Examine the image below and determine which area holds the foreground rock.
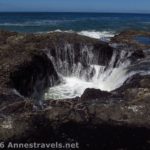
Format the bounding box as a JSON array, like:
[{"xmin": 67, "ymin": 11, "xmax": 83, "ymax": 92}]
[
  {"xmin": 0, "ymin": 30, "xmax": 150, "ymax": 149},
  {"xmin": 81, "ymin": 88, "xmax": 112, "ymax": 101}
]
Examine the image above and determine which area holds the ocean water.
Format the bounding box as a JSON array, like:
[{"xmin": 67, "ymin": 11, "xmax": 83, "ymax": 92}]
[{"xmin": 0, "ymin": 12, "xmax": 150, "ymax": 39}]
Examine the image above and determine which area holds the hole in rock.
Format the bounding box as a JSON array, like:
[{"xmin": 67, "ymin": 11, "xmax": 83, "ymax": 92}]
[
  {"xmin": 44, "ymin": 44, "xmax": 134, "ymax": 100},
  {"xmin": 44, "ymin": 66, "xmax": 129, "ymax": 100},
  {"xmin": 10, "ymin": 42, "xmax": 147, "ymax": 101}
]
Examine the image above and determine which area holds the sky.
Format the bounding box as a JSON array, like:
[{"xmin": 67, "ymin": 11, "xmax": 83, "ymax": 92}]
[{"xmin": 0, "ymin": 0, "xmax": 150, "ymax": 13}]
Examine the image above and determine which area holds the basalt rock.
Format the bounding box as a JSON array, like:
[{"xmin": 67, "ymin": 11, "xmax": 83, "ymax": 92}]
[
  {"xmin": 9, "ymin": 52, "xmax": 59, "ymax": 100},
  {"xmin": 111, "ymin": 30, "xmax": 150, "ymax": 49},
  {"xmin": 41, "ymin": 32, "xmax": 113, "ymax": 78},
  {"xmin": 114, "ymin": 74, "xmax": 150, "ymax": 101},
  {"xmin": 81, "ymin": 88, "xmax": 112, "ymax": 101},
  {"xmin": 0, "ymin": 30, "xmax": 114, "ymax": 105},
  {"xmin": 0, "ymin": 95, "xmax": 150, "ymax": 149},
  {"xmin": 0, "ymin": 30, "xmax": 150, "ymax": 149}
]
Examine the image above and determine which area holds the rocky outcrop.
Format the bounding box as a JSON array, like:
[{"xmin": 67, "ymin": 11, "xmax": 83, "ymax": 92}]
[
  {"xmin": 81, "ymin": 88, "xmax": 112, "ymax": 101},
  {"xmin": 114, "ymin": 74, "xmax": 150, "ymax": 101},
  {"xmin": 0, "ymin": 87, "xmax": 150, "ymax": 149},
  {"xmin": 0, "ymin": 30, "xmax": 113, "ymax": 103},
  {"xmin": 9, "ymin": 52, "xmax": 59, "ymax": 100},
  {"xmin": 41, "ymin": 32, "xmax": 113, "ymax": 79},
  {"xmin": 0, "ymin": 30, "xmax": 150, "ymax": 149},
  {"xmin": 111, "ymin": 30, "xmax": 150, "ymax": 49}
]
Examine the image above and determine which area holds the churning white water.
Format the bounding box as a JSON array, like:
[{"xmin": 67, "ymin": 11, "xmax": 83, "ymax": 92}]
[
  {"xmin": 45, "ymin": 76, "xmax": 94, "ymax": 99},
  {"xmin": 44, "ymin": 45, "xmax": 134, "ymax": 100},
  {"xmin": 44, "ymin": 65, "xmax": 129, "ymax": 99}
]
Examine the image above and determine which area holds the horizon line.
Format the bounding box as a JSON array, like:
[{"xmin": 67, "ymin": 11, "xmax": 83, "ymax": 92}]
[{"xmin": 0, "ymin": 11, "xmax": 150, "ymax": 14}]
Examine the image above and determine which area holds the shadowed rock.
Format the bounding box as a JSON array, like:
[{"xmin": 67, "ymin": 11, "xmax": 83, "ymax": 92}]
[
  {"xmin": 81, "ymin": 88, "xmax": 112, "ymax": 101},
  {"xmin": 0, "ymin": 30, "xmax": 150, "ymax": 149}
]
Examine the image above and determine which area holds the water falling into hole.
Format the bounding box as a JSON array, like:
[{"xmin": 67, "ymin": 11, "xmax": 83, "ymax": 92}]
[
  {"xmin": 44, "ymin": 66, "xmax": 128, "ymax": 99},
  {"xmin": 44, "ymin": 43, "xmax": 135, "ymax": 100}
]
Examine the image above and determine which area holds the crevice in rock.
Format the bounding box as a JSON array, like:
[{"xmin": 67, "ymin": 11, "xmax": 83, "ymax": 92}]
[{"xmin": 9, "ymin": 52, "xmax": 60, "ymax": 102}]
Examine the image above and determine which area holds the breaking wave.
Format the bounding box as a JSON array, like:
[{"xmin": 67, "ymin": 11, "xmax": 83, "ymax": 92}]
[{"xmin": 47, "ymin": 29, "xmax": 115, "ymax": 40}]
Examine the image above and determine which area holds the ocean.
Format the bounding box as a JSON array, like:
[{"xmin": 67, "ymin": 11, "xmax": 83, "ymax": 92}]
[{"xmin": 0, "ymin": 12, "xmax": 150, "ymax": 39}]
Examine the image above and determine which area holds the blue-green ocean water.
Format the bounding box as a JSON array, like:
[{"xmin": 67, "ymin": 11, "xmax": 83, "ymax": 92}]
[{"xmin": 0, "ymin": 12, "xmax": 150, "ymax": 34}]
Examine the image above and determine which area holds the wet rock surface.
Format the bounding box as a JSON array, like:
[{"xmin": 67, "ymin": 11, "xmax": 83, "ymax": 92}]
[
  {"xmin": 111, "ymin": 30, "xmax": 150, "ymax": 49},
  {"xmin": 0, "ymin": 30, "xmax": 150, "ymax": 149},
  {"xmin": 81, "ymin": 88, "xmax": 112, "ymax": 102}
]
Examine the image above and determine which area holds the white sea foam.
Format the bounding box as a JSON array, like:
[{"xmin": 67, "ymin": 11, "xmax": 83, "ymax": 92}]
[
  {"xmin": 47, "ymin": 30, "xmax": 115, "ymax": 40},
  {"xmin": 45, "ymin": 50, "xmax": 132, "ymax": 100},
  {"xmin": 78, "ymin": 31, "xmax": 115, "ymax": 40},
  {"xmin": 44, "ymin": 65, "xmax": 130, "ymax": 100},
  {"xmin": 45, "ymin": 66, "xmax": 150, "ymax": 100},
  {"xmin": 45, "ymin": 77, "xmax": 94, "ymax": 99},
  {"xmin": 44, "ymin": 35, "xmax": 150, "ymax": 100},
  {"xmin": 44, "ymin": 41, "xmax": 132, "ymax": 100}
]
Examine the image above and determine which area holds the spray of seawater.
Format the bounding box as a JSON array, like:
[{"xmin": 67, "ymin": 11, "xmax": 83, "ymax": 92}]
[{"xmin": 44, "ymin": 46, "xmax": 135, "ymax": 99}]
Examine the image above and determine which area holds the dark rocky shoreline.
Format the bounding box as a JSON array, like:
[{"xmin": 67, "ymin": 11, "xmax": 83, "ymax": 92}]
[{"xmin": 0, "ymin": 30, "xmax": 150, "ymax": 149}]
